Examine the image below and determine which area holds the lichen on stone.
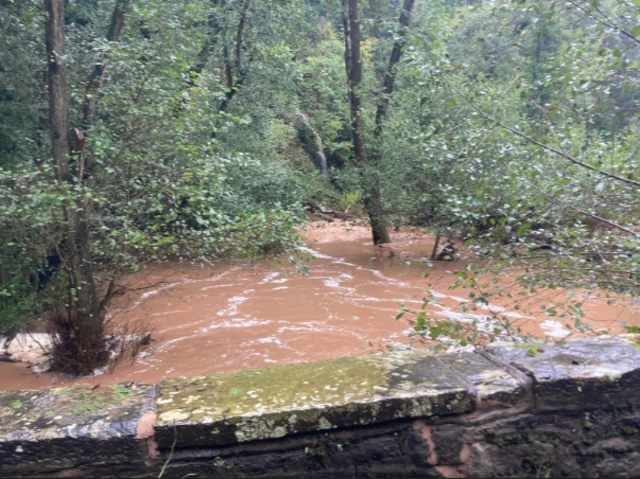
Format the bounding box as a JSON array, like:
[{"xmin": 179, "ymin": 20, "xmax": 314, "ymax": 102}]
[{"xmin": 153, "ymin": 350, "xmax": 475, "ymax": 447}]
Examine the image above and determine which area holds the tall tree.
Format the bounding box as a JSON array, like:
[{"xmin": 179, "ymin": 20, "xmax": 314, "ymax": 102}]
[
  {"xmin": 341, "ymin": 0, "xmax": 415, "ymax": 245},
  {"xmin": 43, "ymin": 0, "xmax": 134, "ymax": 375},
  {"xmin": 45, "ymin": 0, "xmax": 106, "ymax": 375}
]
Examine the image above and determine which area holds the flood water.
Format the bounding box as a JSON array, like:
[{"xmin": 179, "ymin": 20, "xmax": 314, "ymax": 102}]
[{"xmin": 1, "ymin": 221, "xmax": 638, "ymax": 391}]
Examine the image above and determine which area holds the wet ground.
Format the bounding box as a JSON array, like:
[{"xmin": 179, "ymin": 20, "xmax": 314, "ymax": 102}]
[{"xmin": 1, "ymin": 221, "xmax": 638, "ymax": 391}]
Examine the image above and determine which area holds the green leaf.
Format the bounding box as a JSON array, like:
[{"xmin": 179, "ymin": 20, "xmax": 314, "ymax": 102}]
[{"xmin": 12, "ymin": 401, "xmax": 22, "ymax": 409}]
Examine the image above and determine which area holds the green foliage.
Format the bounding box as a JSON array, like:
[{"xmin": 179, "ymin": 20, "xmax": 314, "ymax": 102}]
[
  {"xmin": 397, "ymin": 263, "xmax": 593, "ymax": 350},
  {"xmin": 1, "ymin": 0, "xmax": 639, "ymax": 342},
  {"xmin": 373, "ymin": 0, "xmax": 640, "ymax": 299},
  {"xmin": 339, "ymin": 191, "xmax": 362, "ymax": 214},
  {"xmin": 0, "ymin": 0, "xmax": 308, "ymax": 335}
]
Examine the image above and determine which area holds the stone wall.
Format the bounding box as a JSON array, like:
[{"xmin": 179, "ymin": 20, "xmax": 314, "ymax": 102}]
[{"xmin": 2, "ymin": 335, "xmax": 640, "ymax": 478}]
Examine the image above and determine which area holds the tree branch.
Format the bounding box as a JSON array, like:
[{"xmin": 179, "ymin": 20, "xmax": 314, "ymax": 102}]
[
  {"xmin": 526, "ymin": 178, "xmax": 639, "ymax": 237},
  {"xmin": 374, "ymin": 0, "xmax": 415, "ymax": 139},
  {"xmin": 446, "ymin": 80, "xmax": 640, "ymax": 188},
  {"xmin": 565, "ymin": 0, "xmax": 640, "ymax": 47},
  {"xmin": 218, "ymin": 0, "xmax": 250, "ymax": 113},
  {"xmin": 82, "ymin": 0, "xmax": 131, "ymax": 129}
]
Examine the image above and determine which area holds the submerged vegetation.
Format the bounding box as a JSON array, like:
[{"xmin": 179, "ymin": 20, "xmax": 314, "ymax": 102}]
[{"xmin": 0, "ymin": 0, "xmax": 639, "ymax": 373}]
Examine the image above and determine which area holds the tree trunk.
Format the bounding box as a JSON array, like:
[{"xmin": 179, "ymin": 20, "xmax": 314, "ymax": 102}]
[
  {"xmin": 430, "ymin": 233, "xmax": 441, "ymax": 261},
  {"xmin": 217, "ymin": 0, "xmax": 250, "ymax": 114},
  {"xmin": 373, "ymin": 0, "xmax": 415, "ymax": 140},
  {"xmin": 82, "ymin": 0, "xmax": 131, "ymax": 129},
  {"xmin": 45, "ymin": 0, "xmax": 71, "ymax": 183},
  {"xmin": 296, "ymin": 112, "xmax": 328, "ymax": 177},
  {"xmin": 368, "ymin": 0, "xmax": 415, "ymax": 244},
  {"xmin": 186, "ymin": 0, "xmax": 221, "ymax": 88},
  {"xmin": 45, "ymin": 0, "xmax": 107, "ymax": 376},
  {"xmin": 342, "ymin": 0, "xmax": 390, "ymax": 245}
]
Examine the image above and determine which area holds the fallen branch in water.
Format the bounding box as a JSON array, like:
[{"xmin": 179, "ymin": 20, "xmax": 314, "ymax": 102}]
[
  {"xmin": 0, "ymin": 353, "xmax": 18, "ymax": 363},
  {"xmin": 304, "ymin": 200, "xmax": 353, "ymax": 220}
]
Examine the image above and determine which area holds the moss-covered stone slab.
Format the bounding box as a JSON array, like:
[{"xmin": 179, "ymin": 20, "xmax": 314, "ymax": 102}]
[
  {"xmin": 487, "ymin": 335, "xmax": 640, "ymax": 411},
  {"xmin": 154, "ymin": 350, "xmax": 475, "ymax": 448},
  {"xmin": 0, "ymin": 383, "xmax": 155, "ymax": 475},
  {"xmin": 440, "ymin": 351, "xmax": 524, "ymax": 405}
]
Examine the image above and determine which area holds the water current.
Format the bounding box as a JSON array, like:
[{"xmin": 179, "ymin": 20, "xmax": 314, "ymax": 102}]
[{"xmin": 1, "ymin": 222, "xmax": 637, "ymax": 391}]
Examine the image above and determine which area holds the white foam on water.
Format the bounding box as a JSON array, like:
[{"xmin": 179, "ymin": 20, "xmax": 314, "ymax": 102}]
[
  {"xmin": 540, "ymin": 320, "xmax": 572, "ymax": 338},
  {"xmin": 151, "ymin": 309, "xmax": 189, "ymax": 317},
  {"xmin": 301, "ymin": 246, "xmax": 416, "ymax": 289},
  {"xmin": 259, "ymin": 272, "xmax": 289, "ymax": 285},
  {"xmin": 276, "ymin": 322, "xmax": 365, "ymax": 339},
  {"xmin": 323, "ymin": 273, "xmax": 354, "ymax": 288},
  {"xmin": 1, "ymin": 334, "xmax": 52, "ymax": 372},
  {"xmin": 201, "ymin": 284, "xmax": 235, "ymax": 291},
  {"xmin": 199, "ymin": 318, "xmax": 273, "ymax": 333},
  {"xmin": 260, "ymin": 272, "xmax": 280, "ymax": 284},
  {"xmin": 431, "ymin": 291, "xmax": 532, "ymax": 319},
  {"xmin": 217, "ymin": 291, "xmax": 254, "ymax": 317},
  {"xmin": 241, "ymin": 336, "xmax": 285, "ymax": 348},
  {"xmin": 127, "ymin": 270, "xmax": 236, "ymax": 310},
  {"xmin": 350, "ymin": 296, "xmax": 384, "ymax": 302},
  {"xmin": 298, "ymin": 246, "xmax": 333, "ymax": 260}
]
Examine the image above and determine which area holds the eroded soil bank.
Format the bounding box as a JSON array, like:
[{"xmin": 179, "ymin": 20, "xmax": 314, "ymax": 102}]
[{"xmin": 1, "ymin": 221, "xmax": 637, "ymax": 391}]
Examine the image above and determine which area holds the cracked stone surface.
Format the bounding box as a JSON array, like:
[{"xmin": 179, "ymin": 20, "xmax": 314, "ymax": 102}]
[
  {"xmin": 487, "ymin": 335, "xmax": 640, "ymax": 411},
  {"xmin": 440, "ymin": 351, "xmax": 524, "ymax": 405},
  {"xmin": 154, "ymin": 350, "xmax": 476, "ymax": 448},
  {"xmin": 0, "ymin": 383, "xmax": 155, "ymax": 475}
]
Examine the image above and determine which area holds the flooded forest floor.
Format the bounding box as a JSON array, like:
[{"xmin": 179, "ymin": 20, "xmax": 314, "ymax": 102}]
[{"xmin": 1, "ymin": 220, "xmax": 637, "ymax": 391}]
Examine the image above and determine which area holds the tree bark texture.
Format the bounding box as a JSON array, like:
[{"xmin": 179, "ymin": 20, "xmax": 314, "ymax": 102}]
[
  {"xmin": 342, "ymin": 0, "xmax": 391, "ymax": 245},
  {"xmin": 45, "ymin": 0, "xmax": 71, "ymax": 183}
]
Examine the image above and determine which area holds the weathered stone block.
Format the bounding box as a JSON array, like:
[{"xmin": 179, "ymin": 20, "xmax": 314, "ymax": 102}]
[
  {"xmin": 3, "ymin": 336, "xmax": 640, "ymax": 477},
  {"xmin": 0, "ymin": 383, "xmax": 155, "ymax": 476},
  {"xmin": 463, "ymin": 404, "xmax": 640, "ymax": 477},
  {"xmin": 441, "ymin": 351, "xmax": 524, "ymax": 405},
  {"xmin": 429, "ymin": 423, "xmax": 466, "ymax": 465},
  {"xmin": 487, "ymin": 335, "xmax": 640, "ymax": 412},
  {"xmin": 156, "ymin": 420, "xmax": 444, "ymax": 478},
  {"xmin": 154, "ymin": 350, "xmax": 475, "ymax": 449}
]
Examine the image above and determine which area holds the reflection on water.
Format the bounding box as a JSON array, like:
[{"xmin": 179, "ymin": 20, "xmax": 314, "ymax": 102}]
[{"xmin": 1, "ymin": 221, "xmax": 637, "ymax": 391}]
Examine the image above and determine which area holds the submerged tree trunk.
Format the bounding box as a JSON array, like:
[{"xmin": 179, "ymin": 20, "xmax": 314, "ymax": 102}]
[
  {"xmin": 342, "ymin": 0, "xmax": 390, "ymax": 245},
  {"xmin": 45, "ymin": 0, "xmax": 107, "ymax": 375}
]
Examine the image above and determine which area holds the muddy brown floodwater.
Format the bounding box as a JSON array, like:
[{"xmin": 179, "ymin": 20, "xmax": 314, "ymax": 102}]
[{"xmin": 1, "ymin": 221, "xmax": 638, "ymax": 391}]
